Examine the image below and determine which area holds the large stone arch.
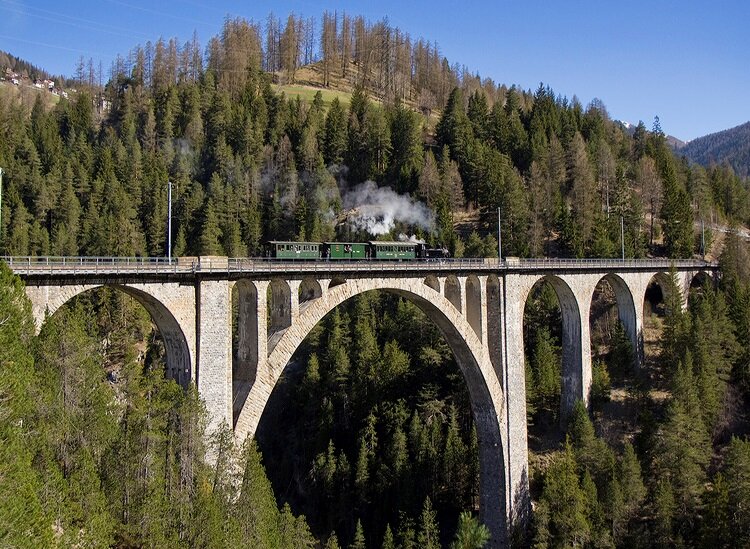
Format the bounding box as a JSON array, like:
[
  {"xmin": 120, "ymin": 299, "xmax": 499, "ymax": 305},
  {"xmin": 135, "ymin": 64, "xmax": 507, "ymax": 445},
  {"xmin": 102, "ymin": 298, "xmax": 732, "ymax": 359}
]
[
  {"xmin": 234, "ymin": 276, "xmax": 512, "ymax": 547},
  {"xmin": 24, "ymin": 282, "xmax": 195, "ymax": 387},
  {"xmin": 517, "ymin": 274, "xmax": 587, "ymax": 419},
  {"xmin": 593, "ymin": 273, "xmax": 640, "ymax": 366}
]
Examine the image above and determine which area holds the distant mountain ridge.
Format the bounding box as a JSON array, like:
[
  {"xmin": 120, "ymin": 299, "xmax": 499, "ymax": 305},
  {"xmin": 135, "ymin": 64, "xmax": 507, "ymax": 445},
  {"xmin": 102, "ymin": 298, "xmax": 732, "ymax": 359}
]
[
  {"xmin": 616, "ymin": 120, "xmax": 686, "ymax": 150},
  {"xmin": 678, "ymin": 121, "xmax": 750, "ymax": 178}
]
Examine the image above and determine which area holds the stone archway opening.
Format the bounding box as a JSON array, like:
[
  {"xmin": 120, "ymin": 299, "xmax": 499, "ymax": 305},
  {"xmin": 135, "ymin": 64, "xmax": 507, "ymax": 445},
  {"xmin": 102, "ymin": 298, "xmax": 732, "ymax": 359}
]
[
  {"xmin": 523, "ymin": 278, "xmax": 564, "ymax": 441},
  {"xmin": 688, "ymin": 271, "xmax": 713, "ymax": 304},
  {"xmin": 466, "ymin": 275, "xmax": 482, "ymax": 339},
  {"xmin": 522, "ymin": 274, "xmax": 585, "ymax": 438},
  {"xmin": 251, "ymin": 287, "xmax": 505, "ymax": 548},
  {"xmin": 39, "ymin": 285, "xmax": 188, "ymax": 387},
  {"xmin": 268, "ymin": 278, "xmax": 292, "ymax": 337},
  {"xmin": 589, "ymin": 274, "xmax": 639, "ymax": 383},
  {"xmin": 643, "ymin": 272, "xmax": 672, "ymax": 367},
  {"xmin": 586, "ymin": 275, "xmax": 642, "ymax": 442},
  {"xmin": 232, "ymin": 280, "xmax": 260, "ymax": 422},
  {"xmin": 299, "ymin": 277, "xmax": 323, "ymax": 307},
  {"xmin": 424, "ymin": 275, "xmax": 440, "ymax": 293},
  {"xmin": 445, "ymin": 275, "xmax": 462, "ymax": 311}
]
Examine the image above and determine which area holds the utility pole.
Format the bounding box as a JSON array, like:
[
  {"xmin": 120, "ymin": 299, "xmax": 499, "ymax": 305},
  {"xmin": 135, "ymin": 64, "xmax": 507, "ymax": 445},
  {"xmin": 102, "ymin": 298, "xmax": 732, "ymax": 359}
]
[
  {"xmin": 620, "ymin": 216, "xmax": 625, "ymax": 260},
  {"xmin": 167, "ymin": 180, "xmax": 173, "ymax": 262},
  {"xmin": 701, "ymin": 219, "xmax": 705, "ymax": 260},
  {"xmin": 497, "ymin": 207, "xmax": 502, "ymax": 259}
]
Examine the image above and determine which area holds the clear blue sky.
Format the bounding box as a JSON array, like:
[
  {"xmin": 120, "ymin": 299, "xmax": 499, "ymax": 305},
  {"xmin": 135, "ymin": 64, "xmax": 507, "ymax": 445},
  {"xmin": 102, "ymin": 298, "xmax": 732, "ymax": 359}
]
[{"xmin": 1, "ymin": 0, "xmax": 748, "ymax": 141}]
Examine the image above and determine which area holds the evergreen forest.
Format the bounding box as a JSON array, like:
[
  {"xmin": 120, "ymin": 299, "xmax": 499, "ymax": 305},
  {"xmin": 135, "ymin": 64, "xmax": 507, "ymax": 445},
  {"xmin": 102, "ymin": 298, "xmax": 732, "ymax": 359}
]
[{"xmin": 1, "ymin": 11, "xmax": 750, "ymax": 549}]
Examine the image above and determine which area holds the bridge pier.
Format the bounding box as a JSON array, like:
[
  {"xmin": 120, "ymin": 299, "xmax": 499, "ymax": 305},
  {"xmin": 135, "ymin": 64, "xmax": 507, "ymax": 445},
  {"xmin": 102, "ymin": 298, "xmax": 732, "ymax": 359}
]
[{"xmin": 197, "ymin": 278, "xmax": 233, "ymax": 432}]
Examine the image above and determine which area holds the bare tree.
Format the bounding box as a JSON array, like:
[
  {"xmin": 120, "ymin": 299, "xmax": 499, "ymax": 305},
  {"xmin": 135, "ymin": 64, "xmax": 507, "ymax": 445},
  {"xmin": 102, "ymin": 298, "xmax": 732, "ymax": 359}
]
[
  {"xmin": 301, "ymin": 16, "xmax": 316, "ymax": 66},
  {"xmin": 340, "ymin": 12, "xmax": 352, "ymax": 79},
  {"xmin": 265, "ymin": 13, "xmax": 280, "ymax": 74},
  {"xmin": 321, "ymin": 11, "xmax": 338, "ymax": 87},
  {"xmin": 280, "ymin": 14, "xmax": 300, "ymax": 84},
  {"xmin": 598, "ymin": 142, "xmax": 616, "ymax": 216},
  {"xmin": 636, "ymin": 156, "xmax": 662, "ymax": 246}
]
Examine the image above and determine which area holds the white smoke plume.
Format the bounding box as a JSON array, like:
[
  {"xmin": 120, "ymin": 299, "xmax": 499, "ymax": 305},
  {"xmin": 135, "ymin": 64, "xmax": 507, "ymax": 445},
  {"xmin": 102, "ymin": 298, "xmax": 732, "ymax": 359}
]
[
  {"xmin": 398, "ymin": 233, "xmax": 426, "ymax": 243},
  {"xmin": 342, "ymin": 181, "xmax": 434, "ymax": 235}
]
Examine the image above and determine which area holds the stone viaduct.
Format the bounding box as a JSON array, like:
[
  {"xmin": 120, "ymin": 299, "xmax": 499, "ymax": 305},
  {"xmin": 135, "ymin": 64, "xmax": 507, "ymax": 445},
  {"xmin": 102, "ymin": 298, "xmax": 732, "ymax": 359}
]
[{"xmin": 6, "ymin": 255, "xmax": 715, "ymax": 548}]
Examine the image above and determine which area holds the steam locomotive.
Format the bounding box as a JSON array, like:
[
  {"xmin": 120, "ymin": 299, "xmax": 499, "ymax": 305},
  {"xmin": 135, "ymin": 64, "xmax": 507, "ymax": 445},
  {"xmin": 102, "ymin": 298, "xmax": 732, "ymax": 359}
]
[{"xmin": 264, "ymin": 241, "xmax": 450, "ymax": 260}]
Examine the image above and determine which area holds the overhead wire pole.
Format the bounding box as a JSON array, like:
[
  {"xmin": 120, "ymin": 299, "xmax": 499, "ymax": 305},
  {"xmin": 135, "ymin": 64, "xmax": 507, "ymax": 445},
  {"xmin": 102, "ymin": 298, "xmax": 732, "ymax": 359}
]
[
  {"xmin": 167, "ymin": 180, "xmax": 172, "ymax": 262},
  {"xmin": 621, "ymin": 216, "xmax": 625, "ymax": 260},
  {"xmin": 497, "ymin": 206, "xmax": 502, "ymax": 259}
]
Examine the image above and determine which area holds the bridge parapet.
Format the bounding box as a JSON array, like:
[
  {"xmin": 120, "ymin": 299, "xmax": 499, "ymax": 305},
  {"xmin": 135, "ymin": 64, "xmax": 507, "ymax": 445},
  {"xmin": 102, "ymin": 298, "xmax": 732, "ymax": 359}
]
[{"xmin": 3, "ymin": 255, "xmax": 717, "ymax": 277}]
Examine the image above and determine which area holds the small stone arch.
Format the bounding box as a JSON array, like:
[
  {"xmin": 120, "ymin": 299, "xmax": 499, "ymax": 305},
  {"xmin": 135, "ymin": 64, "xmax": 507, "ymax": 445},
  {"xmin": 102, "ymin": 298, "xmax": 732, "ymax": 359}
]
[
  {"xmin": 268, "ymin": 279, "xmax": 292, "ymax": 335},
  {"xmin": 329, "ymin": 276, "xmax": 347, "ymax": 290},
  {"xmin": 27, "ymin": 283, "xmax": 193, "ymax": 387},
  {"xmin": 298, "ymin": 277, "xmax": 322, "ymax": 305},
  {"xmin": 466, "ymin": 275, "xmax": 482, "ymax": 338},
  {"xmin": 235, "ymin": 278, "xmax": 512, "ymax": 547},
  {"xmin": 644, "ymin": 272, "xmax": 680, "ymax": 315},
  {"xmin": 445, "ymin": 275, "xmax": 462, "ymax": 311},
  {"xmin": 689, "ymin": 270, "xmax": 713, "ymax": 297},
  {"xmin": 234, "ymin": 280, "xmax": 259, "ymax": 384},
  {"xmin": 424, "ymin": 275, "xmax": 441, "ymax": 293},
  {"xmin": 486, "ymin": 275, "xmax": 502, "ymax": 384}
]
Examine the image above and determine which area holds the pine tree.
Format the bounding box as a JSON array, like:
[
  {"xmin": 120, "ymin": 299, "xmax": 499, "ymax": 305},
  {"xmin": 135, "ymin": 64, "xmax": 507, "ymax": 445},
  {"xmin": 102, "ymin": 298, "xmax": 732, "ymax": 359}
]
[
  {"xmin": 653, "ymin": 478, "xmax": 675, "ymax": 545},
  {"xmin": 689, "ymin": 286, "xmax": 738, "ymax": 431},
  {"xmin": 451, "ymin": 512, "xmax": 490, "ymax": 549},
  {"xmin": 324, "ymin": 98, "xmax": 348, "ymax": 166},
  {"xmin": 699, "ymin": 473, "xmax": 731, "ymax": 548},
  {"xmin": 355, "ymin": 438, "xmax": 370, "ymax": 506},
  {"xmin": 350, "ymin": 519, "xmax": 366, "ymax": 549},
  {"xmin": 567, "ymin": 132, "xmax": 597, "ymax": 256},
  {"xmin": 388, "ymin": 102, "xmax": 424, "ymax": 194},
  {"xmin": 653, "ymin": 353, "xmax": 710, "ymax": 521},
  {"xmin": 324, "ymin": 533, "xmax": 341, "ymax": 549},
  {"xmin": 540, "ymin": 440, "xmax": 590, "ymax": 547},
  {"xmin": 381, "ymin": 524, "xmax": 396, "ymax": 549},
  {"xmin": 725, "ymin": 437, "xmax": 750, "ymax": 545},
  {"xmin": 660, "ymin": 266, "xmax": 689, "ymax": 369},
  {"xmin": 608, "ymin": 321, "xmax": 635, "ymax": 375},
  {"xmin": 619, "ymin": 442, "xmax": 646, "ymax": 520},
  {"xmin": 199, "ymin": 198, "xmax": 223, "ymax": 255},
  {"xmin": 235, "ymin": 440, "xmax": 282, "ymax": 547},
  {"xmin": 417, "ymin": 497, "xmax": 441, "ymax": 549},
  {"xmin": 660, "ymin": 160, "xmax": 694, "ymax": 258},
  {"xmin": 530, "ymin": 326, "xmax": 561, "ymax": 414},
  {"xmin": 443, "ymin": 404, "xmax": 468, "ymax": 502}
]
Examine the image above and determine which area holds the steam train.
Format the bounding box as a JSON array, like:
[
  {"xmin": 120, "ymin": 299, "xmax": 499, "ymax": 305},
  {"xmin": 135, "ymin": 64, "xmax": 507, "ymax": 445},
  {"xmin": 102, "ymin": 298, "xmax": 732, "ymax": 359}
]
[{"xmin": 264, "ymin": 241, "xmax": 450, "ymax": 261}]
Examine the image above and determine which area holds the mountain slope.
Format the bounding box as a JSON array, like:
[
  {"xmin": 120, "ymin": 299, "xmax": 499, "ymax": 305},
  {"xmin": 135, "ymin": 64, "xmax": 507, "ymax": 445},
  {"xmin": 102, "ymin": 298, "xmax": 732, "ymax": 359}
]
[{"xmin": 679, "ymin": 121, "xmax": 750, "ymax": 177}]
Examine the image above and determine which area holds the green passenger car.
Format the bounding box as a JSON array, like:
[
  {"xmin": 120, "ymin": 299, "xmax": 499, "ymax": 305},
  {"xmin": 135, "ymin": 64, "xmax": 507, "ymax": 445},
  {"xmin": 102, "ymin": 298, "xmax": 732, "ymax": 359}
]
[
  {"xmin": 324, "ymin": 242, "xmax": 367, "ymax": 260},
  {"xmin": 368, "ymin": 241, "xmax": 417, "ymax": 260},
  {"xmin": 264, "ymin": 241, "xmax": 321, "ymax": 259}
]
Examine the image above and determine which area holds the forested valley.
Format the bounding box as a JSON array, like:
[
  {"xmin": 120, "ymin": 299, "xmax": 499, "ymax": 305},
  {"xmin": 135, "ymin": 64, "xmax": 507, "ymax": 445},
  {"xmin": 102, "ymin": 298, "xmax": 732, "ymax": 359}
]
[{"xmin": 1, "ymin": 10, "xmax": 750, "ymax": 548}]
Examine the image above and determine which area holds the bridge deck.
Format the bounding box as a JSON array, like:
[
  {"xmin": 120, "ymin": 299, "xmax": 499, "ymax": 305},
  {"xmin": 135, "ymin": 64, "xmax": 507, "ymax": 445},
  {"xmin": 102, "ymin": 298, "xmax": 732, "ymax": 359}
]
[{"xmin": 2, "ymin": 256, "xmax": 716, "ymax": 278}]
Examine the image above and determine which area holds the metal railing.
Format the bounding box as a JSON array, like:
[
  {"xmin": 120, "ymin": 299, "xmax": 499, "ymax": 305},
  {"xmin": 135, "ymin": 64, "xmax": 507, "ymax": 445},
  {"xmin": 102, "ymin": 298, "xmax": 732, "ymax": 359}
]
[
  {"xmin": 1, "ymin": 256, "xmax": 191, "ymax": 275},
  {"xmin": 2, "ymin": 255, "xmax": 717, "ymax": 277}
]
